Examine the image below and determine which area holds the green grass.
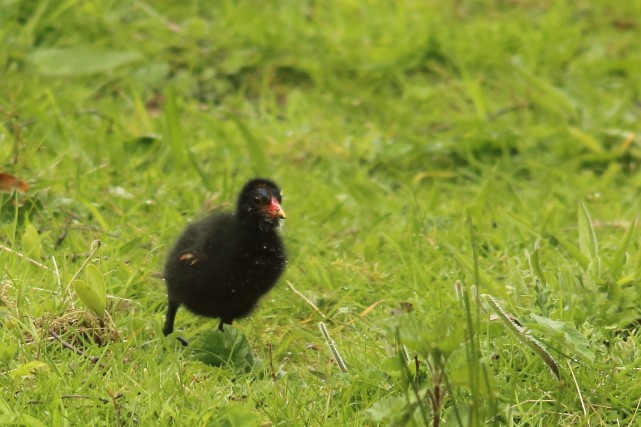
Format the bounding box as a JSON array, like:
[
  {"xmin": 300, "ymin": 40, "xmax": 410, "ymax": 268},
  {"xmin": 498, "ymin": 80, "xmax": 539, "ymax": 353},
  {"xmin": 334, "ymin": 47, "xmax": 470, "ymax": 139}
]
[{"xmin": 2, "ymin": 0, "xmax": 641, "ymax": 425}]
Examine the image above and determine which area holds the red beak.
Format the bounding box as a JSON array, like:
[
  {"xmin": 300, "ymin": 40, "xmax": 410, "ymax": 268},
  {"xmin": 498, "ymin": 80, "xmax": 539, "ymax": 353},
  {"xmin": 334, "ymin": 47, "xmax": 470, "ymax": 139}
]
[{"xmin": 267, "ymin": 198, "xmax": 286, "ymax": 219}]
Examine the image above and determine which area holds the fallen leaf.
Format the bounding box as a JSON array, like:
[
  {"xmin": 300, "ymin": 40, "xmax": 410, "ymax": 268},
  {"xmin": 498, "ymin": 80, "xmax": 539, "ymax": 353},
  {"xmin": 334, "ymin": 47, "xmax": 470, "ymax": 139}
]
[{"xmin": 0, "ymin": 173, "xmax": 28, "ymax": 192}]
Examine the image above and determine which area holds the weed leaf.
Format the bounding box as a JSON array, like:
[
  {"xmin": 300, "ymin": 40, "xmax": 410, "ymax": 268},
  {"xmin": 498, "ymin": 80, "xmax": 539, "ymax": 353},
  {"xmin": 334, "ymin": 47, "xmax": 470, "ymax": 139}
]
[
  {"xmin": 482, "ymin": 294, "xmax": 561, "ymax": 380},
  {"xmin": 365, "ymin": 395, "xmax": 413, "ymax": 425},
  {"xmin": 73, "ymin": 264, "xmax": 106, "ymax": 318},
  {"xmin": 191, "ymin": 327, "xmax": 255, "ymax": 371},
  {"xmin": 526, "ymin": 314, "xmax": 595, "ymax": 363}
]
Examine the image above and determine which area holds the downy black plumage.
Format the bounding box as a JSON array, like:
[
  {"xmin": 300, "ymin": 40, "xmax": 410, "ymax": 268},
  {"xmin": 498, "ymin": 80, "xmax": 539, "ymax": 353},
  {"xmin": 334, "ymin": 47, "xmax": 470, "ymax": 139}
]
[{"xmin": 163, "ymin": 178, "xmax": 287, "ymax": 344}]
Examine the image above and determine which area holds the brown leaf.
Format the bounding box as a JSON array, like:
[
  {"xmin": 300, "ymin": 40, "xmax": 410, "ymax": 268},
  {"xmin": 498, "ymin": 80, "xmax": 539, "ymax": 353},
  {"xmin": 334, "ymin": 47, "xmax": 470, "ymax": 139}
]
[{"xmin": 0, "ymin": 173, "xmax": 28, "ymax": 193}]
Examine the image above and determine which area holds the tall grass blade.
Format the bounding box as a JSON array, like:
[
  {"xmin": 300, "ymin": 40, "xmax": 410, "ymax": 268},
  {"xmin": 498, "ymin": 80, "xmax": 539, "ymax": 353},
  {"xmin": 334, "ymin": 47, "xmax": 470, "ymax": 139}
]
[
  {"xmin": 552, "ymin": 234, "xmax": 589, "ymax": 270},
  {"xmin": 443, "ymin": 240, "xmax": 502, "ymax": 296},
  {"xmin": 527, "ymin": 239, "xmax": 547, "ymax": 286},
  {"xmin": 578, "ymin": 202, "xmax": 598, "ymax": 261},
  {"xmin": 232, "ymin": 117, "xmax": 266, "ymax": 176},
  {"xmin": 503, "ymin": 211, "xmax": 541, "ymax": 238},
  {"xmin": 514, "ymin": 64, "xmax": 576, "ymax": 120},
  {"xmin": 164, "ymin": 89, "xmax": 186, "ymax": 165},
  {"xmin": 79, "ymin": 198, "xmax": 110, "ymax": 232},
  {"xmin": 568, "ymin": 127, "xmax": 605, "ymax": 155},
  {"xmin": 164, "ymin": 90, "xmax": 210, "ymax": 189}
]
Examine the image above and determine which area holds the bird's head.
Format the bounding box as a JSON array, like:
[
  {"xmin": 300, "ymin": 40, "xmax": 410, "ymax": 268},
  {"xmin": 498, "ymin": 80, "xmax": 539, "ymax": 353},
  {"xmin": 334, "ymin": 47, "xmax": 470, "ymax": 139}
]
[{"xmin": 237, "ymin": 178, "xmax": 286, "ymax": 230}]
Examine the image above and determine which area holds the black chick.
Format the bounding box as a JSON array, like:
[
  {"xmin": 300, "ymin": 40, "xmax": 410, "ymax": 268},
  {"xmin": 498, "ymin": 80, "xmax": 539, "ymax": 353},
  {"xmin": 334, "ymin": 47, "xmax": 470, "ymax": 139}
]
[{"xmin": 162, "ymin": 178, "xmax": 287, "ymax": 344}]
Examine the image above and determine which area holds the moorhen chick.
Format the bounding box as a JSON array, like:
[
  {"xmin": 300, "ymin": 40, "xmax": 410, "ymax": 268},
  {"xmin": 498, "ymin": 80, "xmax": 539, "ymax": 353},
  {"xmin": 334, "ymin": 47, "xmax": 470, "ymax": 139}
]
[{"xmin": 162, "ymin": 178, "xmax": 287, "ymax": 344}]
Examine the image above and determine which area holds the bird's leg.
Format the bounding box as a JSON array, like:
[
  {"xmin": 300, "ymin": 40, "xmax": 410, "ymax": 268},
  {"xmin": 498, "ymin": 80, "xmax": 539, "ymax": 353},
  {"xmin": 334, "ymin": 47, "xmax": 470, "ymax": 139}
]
[
  {"xmin": 163, "ymin": 299, "xmax": 179, "ymax": 337},
  {"xmin": 218, "ymin": 319, "xmax": 232, "ymax": 332},
  {"xmin": 164, "ymin": 300, "xmax": 188, "ymax": 346}
]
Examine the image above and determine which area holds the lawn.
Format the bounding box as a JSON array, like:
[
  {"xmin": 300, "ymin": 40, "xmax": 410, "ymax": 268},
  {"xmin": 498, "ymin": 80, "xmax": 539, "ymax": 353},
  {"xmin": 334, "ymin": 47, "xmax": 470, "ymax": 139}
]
[{"xmin": 2, "ymin": 0, "xmax": 641, "ymax": 425}]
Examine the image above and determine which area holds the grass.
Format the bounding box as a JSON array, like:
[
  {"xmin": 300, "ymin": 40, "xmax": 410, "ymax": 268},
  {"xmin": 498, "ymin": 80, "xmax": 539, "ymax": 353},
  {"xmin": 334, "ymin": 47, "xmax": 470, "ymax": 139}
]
[{"xmin": 1, "ymin": 0, "xmax": 641, "ymax": 425}]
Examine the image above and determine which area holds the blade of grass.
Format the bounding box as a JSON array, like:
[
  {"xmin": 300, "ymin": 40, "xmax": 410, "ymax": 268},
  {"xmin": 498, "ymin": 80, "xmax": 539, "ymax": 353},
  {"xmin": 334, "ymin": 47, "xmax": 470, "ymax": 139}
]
[
  {"xmin": 568, "ymin": 127, "xmax": 605, "ymax": 155},
  {"xmin": 503, "ymin": 211, "xmax": 542, "ymax": 238},
  {"xmin": 442, "ymin": 239, "xmax": 502, "ymax": 297},
  {"xmin": 164, "ymin": 90, "xmax": 210, "ymax": 189},
  {"xmin": 608, "ymin": 217, "xmax": 637, "ymax": 276},
  {"xmin": 578, "ymin": 202, "xmax": 598, "ymax": 261},
  {"xmin": 551, "ymin": 234, "xmax": 589, "ymax": 270},
  {"xmin": 513, "ymin": 63, "xmax": 577, "ymax": 120},
  {"xmin": 527, "ymin": 239, "xmax": 547, "ymax": 287},
  {"xmin": 231, "ymin": 116, "xmax": 266, "ymax": 176},
  {"xmin": 164, "ymin": 89, "xmax": 186, "ymax": 165},
  {"xmin": 79, "ymin": 198, "xmax": 110, "ymax": 232}
]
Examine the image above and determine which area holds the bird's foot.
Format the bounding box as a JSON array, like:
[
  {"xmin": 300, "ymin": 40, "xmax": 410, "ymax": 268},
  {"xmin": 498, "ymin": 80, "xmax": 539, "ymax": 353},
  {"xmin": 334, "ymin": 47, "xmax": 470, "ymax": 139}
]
[{"xmin": 218, "ymin": 320, "xmax": 232, "ymax": 332}]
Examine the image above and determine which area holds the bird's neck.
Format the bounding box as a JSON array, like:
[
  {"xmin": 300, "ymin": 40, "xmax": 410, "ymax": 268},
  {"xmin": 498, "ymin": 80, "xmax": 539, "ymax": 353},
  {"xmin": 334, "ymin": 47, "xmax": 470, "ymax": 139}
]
[{"xmin": 237, "ymin": 217, "xmax": 278, "ymax": 234}]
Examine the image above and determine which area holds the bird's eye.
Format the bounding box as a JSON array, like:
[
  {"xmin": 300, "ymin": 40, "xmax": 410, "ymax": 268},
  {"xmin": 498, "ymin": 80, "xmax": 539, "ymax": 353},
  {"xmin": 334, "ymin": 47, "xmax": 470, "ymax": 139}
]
[{"xmin": 253, "ymin": 196, "xmax": 262, "ymax": 206}]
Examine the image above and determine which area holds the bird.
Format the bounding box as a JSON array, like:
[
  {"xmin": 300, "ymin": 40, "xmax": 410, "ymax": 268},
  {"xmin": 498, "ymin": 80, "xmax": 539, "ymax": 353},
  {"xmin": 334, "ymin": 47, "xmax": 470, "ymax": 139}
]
[{"xmin": 162, "ymin": 178, "xmax": 287, "ymax": 345}]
